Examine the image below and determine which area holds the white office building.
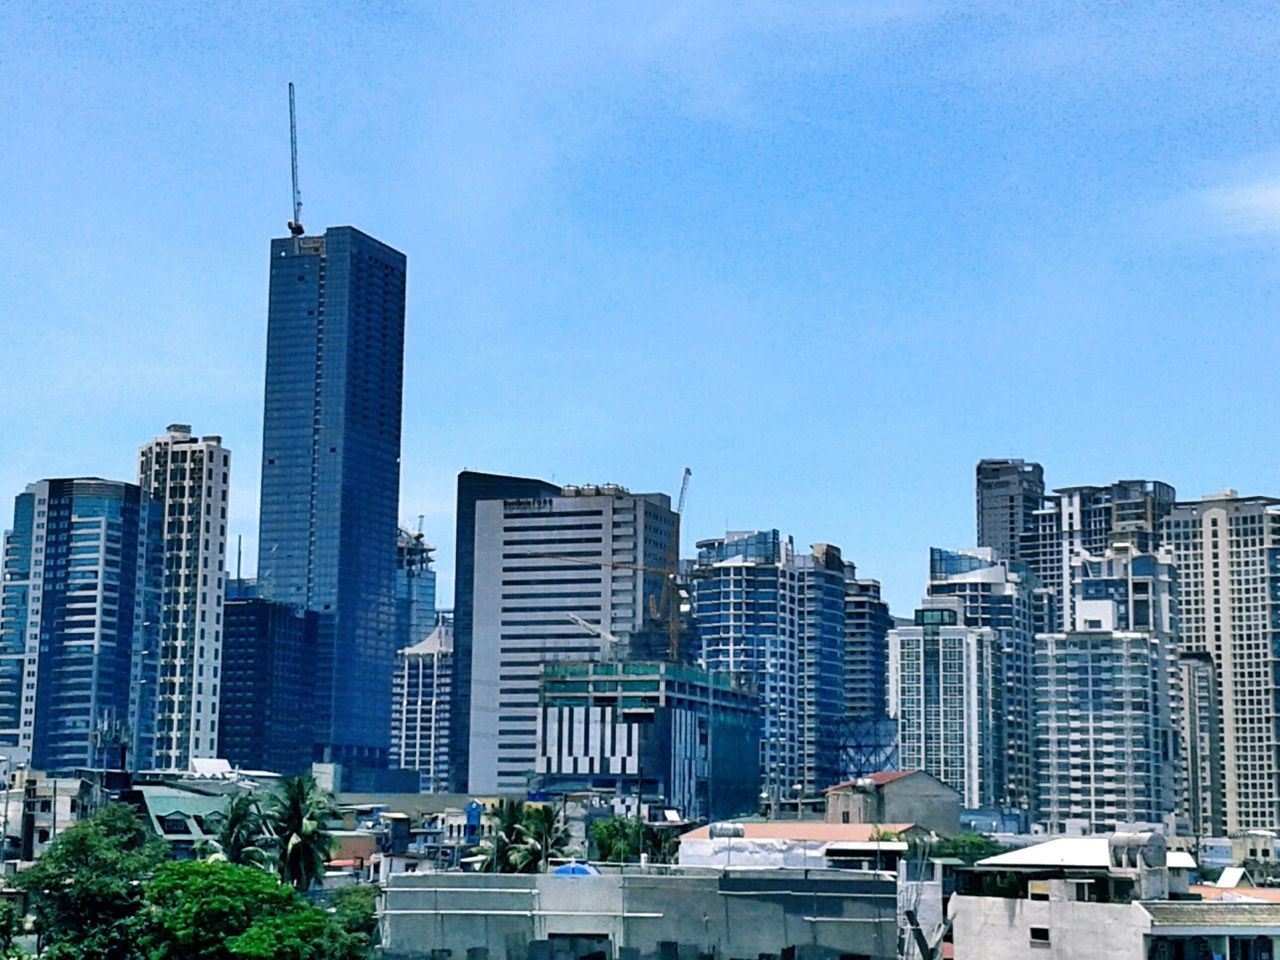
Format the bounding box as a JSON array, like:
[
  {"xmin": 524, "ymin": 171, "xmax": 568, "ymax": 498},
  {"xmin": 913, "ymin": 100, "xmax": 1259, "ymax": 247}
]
[
  {"xmin": 137, "ymin": 424, "xmax": 230, "ymax": 770},
  {"xmin": 889, "ymin": 599, "xmax": 996, "ymax": 809},
  {"xmin": 391, "ymin": 620, "xmax": 452, "ymax": 792},
  {"xmin": 467, "ymin": 484, "xmax": 676, "ymax": 792},
  {"xmin": 1162, "ymin": 491, "xmax": 1280, "ymax": 832}
]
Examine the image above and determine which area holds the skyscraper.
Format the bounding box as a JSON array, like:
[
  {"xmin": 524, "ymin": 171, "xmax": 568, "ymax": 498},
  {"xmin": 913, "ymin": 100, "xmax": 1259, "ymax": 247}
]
[
  {"xmin": 390, "ymin": 620, "xmax": 452, "ymax": 792},
  {"xmin": 1162, "ymin": 491, "xmax": 1280, "ymax": 832},
  {"xmin": 888, "ymin": 600, "xmax": 996, "ymax": 809},
  {"xmin": 395, "ymin": 527, "xmax": 436, "ymax": 651},
  {"xmin": 1033, "ymin": 543, "xmax": 1180, "ymax": 833},
  {"xmin": 467, "ymin": 484, "xmax": 677, "ymax": 792},
  {"xmin": 1179, "ymin": 652, "xmax": 1224, "ymax": 837},
  {"xmin": 1023, "ymin": 479, "xmax": 1175, "ymax": 630},
  {"xmin": 976, "ymin": 459, "xmax": 1044, "ymax": 563},
  {"xmin": 218, "ymin": 598, "xmax": 317, "ymax": 775},
  {"xmin": 692, "ymin": 531, "xmax": 849, "ymax": 801},
  {"xmin": 926, "ymin": 547, "xmax": 1044, "ymax": 813},
  {"xmin": 137, "ymin": 425, "xmax": 229, "ymax": 770},
  {"xmin": 449, "ymin": 471, "xmax": 560, "ymax": 792},
  {"xmin": 256, "ymin": 226, "xmax": 406, "ymax": 772},
  {"xmin": 0, "ymin": 479, "xmax": 161, "ymax": 773}
]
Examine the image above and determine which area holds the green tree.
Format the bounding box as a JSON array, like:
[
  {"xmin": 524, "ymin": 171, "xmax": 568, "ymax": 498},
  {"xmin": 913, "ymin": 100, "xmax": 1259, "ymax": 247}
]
[
  {"xmin": 266, "ymin": 776, "xmax": 337, "ymax": 892},
  {"xmin": 16, "ymin": 803, "xmax": 165, "ymax": 960},
  {"xmin": 226, "ymin": 908, "xmax": 367, "ymax": 960},
  {"xmin": 929, "ymin": 832, "xmax": 1009, "ymax": 864},
  {"xmin": 139, "ymin": 860, "xmax": 304, "ymax": 960},
  {"xmin": 329, "ymin": 884, "xmax": 378, "ymax": 939},
  {"xmin": 588, "ymin": 815, "xmax": 672, "ymax": 863},
  {"xmin": 205, "ymin": 793, "xmax": 272, "ymax": 868},
  {"xmin": 480, "ymin": 798, "xmax": 526, "ymax": 873},
  {"xmin": 511, "ymin": 805, "xmax": 573, "ymax": 873},
  {"xmin": 0, "ymin": 898, "xmax": 21, "ymax": 956}
]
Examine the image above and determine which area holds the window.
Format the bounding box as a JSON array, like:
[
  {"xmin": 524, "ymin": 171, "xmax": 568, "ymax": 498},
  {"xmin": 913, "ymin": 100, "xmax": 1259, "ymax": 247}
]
[{"xmin": 1030, "ymin": 927, "xmax": 1050, "ymax": 945}]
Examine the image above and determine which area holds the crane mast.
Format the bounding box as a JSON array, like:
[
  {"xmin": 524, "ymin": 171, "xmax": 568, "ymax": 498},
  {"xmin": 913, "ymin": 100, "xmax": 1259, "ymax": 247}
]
[{"xmin": 287, "ymin": 82, "xmax": 304, "ymax": 238}]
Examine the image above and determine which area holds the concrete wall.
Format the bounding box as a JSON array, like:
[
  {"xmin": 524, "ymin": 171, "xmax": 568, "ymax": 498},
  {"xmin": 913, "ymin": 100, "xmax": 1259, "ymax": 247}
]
[
  {"xmin": 880, "ymin": 778, "xmax": 961, "ymax": 836},
  {"xmin": 950, "ymin": 894, "xmax": 1148, "ymax": 959},
  {"xmin": 381, "ymin": 868, "xmax": 900, "ymax": 960}
]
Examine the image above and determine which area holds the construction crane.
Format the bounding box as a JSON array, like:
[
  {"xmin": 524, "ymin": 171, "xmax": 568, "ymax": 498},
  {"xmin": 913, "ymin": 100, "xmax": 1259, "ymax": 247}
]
[
  {"xmin": 564, "ymin": 613, "xmax": 625, "ymax": 661},
  {"xmin": 526, "ymin": 467, "xmax": 693, "ymax": 662},
  {"xmin": 287, "ymin": 82, "xmax": 305, "ymax": 238}
]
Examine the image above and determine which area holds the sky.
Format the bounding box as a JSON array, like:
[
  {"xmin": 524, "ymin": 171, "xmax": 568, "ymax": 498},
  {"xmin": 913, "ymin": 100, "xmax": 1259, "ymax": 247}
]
[{"xmin": 3, "ymin": 2, "xmax": 1280, "ymax": 613}]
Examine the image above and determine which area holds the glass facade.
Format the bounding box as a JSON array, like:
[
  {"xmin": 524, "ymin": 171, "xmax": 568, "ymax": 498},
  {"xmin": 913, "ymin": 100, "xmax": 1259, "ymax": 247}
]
[
  {"xmin": 0, "ymin": 479, "xmax": 161, "ymax": 773},
  {"xmin": 256, "ymin": 227, "xmax": 406, "ymax": 770}
]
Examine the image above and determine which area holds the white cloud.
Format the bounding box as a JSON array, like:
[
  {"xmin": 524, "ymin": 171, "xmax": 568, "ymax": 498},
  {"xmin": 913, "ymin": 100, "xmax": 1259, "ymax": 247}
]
[{"xmin": 1199, "ymin": 177, "xmax": 1280, "ymax": 236}]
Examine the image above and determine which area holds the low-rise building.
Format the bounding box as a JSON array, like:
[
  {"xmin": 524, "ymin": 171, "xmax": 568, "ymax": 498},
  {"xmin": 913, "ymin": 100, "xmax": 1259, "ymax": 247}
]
[
  {"xmin": 677, "ymin": 821, "xmax": 918, "ymax": 871},
  {"xmin": 946, "ymin": 834, "xmax": 1280, "ymax": 959},
  {"xmin": 536, "ymin": 660, "xmax": 760, "ymax": 822},
  {"xmin": 825, "ymin": 770, "xmax": 961, "ymax": 837},
  {"xmin": 380, "ymin": 866, "xmax": 901, "ymax": 960}
]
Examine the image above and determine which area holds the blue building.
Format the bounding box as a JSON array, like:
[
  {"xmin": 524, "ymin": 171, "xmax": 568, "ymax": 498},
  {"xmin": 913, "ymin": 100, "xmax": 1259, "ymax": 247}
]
[
  {"xmin": 0, "ymin": 479, "xmax": 162, "ymax": 773},
  {"xmin": 448, "ymin": 471, "xmax": 559, "ymax": 792},
  {"xmin": 395, "ymin": 528, "xmax": 436, "ymax": 651},
  {"xmin": 692, "ymin": 531, "xmax": 848, "ymax": 804},
  {"xmin": 256, "ymin": 226, "xmax": 407, "ymax": 773}
]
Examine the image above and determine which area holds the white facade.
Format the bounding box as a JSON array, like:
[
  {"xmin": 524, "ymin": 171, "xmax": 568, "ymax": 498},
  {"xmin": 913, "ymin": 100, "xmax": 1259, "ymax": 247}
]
[
  {"xmin": 391, "ymin": 622, "xmax": 452, "ymax": 792},
  {"xmin": 467, "ymin": 485, "xmax": 675, "ymax": 792},
  {"xmin": 1163, "ymin": 492, "xmax": 1280, "ymax": 833},
  {"xmin": 888, "ymin": 600, "xmax": 995, "ymax": 808},
  {"xmin": 1033, "ymin": 543, "xmax": 1181, "ymax": 833},
  {"xmin": 138, "ymin": 425, "xmax": 229, "ymax": 770}
]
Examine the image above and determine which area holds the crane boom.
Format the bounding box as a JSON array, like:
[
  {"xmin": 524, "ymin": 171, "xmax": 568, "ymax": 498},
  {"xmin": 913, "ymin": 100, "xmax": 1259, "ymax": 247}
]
[{"xmin": 287, "ymin": 82, "xmax": 304, "ymax": 237}]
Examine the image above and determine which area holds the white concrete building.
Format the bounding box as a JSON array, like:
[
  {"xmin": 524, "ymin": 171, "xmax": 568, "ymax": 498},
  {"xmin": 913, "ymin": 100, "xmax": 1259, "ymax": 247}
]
[
  {"xmin": 888, "ymin": 599, "xmax": 996, "ymax": 808},
  {"xmin": 1163, "ymin": 492, "xmax": 1280, "ymax": 833},
  {"xmin": 467, "ymin": 485, "xmax": 676, "ymax": 792},
  {"xmin": 137, "ymin": 424, "xmax": 230, "ymax": 770},
  {"xmin": 390, "ymin": 620, "xmax": 452, "ymax": 792},
  {"xmin": 1033, "ymin": 543, "xmax": 1181, "ymax": 834}
]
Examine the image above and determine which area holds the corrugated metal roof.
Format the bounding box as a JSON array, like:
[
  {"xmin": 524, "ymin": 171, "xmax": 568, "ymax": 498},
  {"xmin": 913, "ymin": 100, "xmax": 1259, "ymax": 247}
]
[
  {"xmin": 680, "ymin": 822, "xmax": 915, "ymax": 842},
  {"xmin": 976, "ymin": 837, "xmax": 1111, "ymax": 869},
  {"xmin": 824, "ymin": 771, "xmax": 918, "ymax": 793},
  {"xmin": 1143, "ymin": 902, "xmax": 1280, "ymax": 927}
]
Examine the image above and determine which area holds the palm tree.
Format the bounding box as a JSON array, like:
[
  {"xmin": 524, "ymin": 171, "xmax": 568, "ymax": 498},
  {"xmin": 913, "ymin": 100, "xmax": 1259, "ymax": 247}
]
[
  {"xmin": 481, "ymin": 798, "xmax": 526, "ymax": 873},
  {"xmin": 265, "ymin": 775, "xmax": 337, "ymax": 891},
  {"xmin": 205, "ymin": 792, "xmax": 271, "ymax": 868},
  {"xmin": 512, "ymin": 804, "xmax": 572, "ymax": 873}
]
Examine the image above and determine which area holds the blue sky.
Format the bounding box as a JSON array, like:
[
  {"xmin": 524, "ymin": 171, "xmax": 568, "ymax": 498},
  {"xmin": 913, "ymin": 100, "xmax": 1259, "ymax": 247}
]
[{"xmin": 3, "ymin": 2, "xmax": 1280, "ymax": 612}]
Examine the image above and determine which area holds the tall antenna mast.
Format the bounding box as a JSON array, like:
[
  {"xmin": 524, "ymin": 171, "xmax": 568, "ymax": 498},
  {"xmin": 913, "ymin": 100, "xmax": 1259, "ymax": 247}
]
[{"xmin": 287, "ymin": 82, "xmax": 304, "ymax": 238}]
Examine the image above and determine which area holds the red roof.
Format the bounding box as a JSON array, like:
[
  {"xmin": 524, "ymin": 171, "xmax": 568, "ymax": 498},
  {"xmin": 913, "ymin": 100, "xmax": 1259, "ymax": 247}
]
[{"xmin": 824, "ymin": 770, "xmax": 917, "ymax": 793}]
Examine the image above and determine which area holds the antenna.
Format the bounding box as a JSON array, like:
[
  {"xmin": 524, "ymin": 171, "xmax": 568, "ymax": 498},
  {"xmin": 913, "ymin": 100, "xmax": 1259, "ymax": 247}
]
[{"xmin": 287, "ymin": 82, "xmax": 304, "ymax": 238}]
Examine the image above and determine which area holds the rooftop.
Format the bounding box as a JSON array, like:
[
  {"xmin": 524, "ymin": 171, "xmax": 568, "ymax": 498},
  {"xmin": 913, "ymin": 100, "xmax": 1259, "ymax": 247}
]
[
  {"xmin": 680, "ymin": 822, "xmax": 915, "ymax": 842},
  {"xmin": 1142, "ymin": 902, "xmax": 1280, "ymax": 928},
  {"xmin": 825, "ymin": 771, "xmax": 916, "ymax": 792}
]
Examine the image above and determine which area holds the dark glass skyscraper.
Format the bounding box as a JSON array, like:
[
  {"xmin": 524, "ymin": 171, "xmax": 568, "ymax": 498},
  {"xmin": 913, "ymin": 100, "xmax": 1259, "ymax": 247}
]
[{"xmin": 257, "ymin": 226, "xmax": 407, "ymax": 771}]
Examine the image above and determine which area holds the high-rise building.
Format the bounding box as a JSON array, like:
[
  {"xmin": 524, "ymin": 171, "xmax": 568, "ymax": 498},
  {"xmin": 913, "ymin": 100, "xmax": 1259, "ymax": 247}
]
[
  {"xmin": 390, "ymin": 619, "xmax": 452, "ymax": 793},
  {"xmin": 449, "ymin": 471, "xmax": 561, "ymax": 792},
  {"xmin": 1033, "ymin": 543, "xmax": 1181, "ymax": 833},
  {"xmin": 692, "ymin": 531, "xmax": 849, "ymax": 801},
  {"xmin": 1162, "ymin": 491, "xmax": 1280, "ymax": 832},
  {"xmin": 137, "ymin": 425, "xmax": 230, "ymax": 771},
  {"xmin": 925, "ymin": 547, "xmax": 1044, "ymax": 813},
  {"xmin": 836, "ymin": 574, "xmax": 896, "ymax": 779},
  {"xmin": 1023, "ymin": 479, "xmax": 1176, "ymax": 630},
  {"xmin": 0, "ymin": 479, "xmax": 161, "ymax": 773},
  {"xmin": 889, "ymin": 600, "xmax": 996, "ymax": 809},
  {"xmin": 1179, "ymin": 652, "xmax": 1224, "ymax": 837},
  {"xmin": 218, "ymin": 598, "xmax": 317, "ymax": 775},
  {"xmin": 468, "ymin": 483, "xmax": 677, "ymax": 792},
  {"xmin": 395, "ymin": 528, "xmax": 436, "ymax": 651},
  {"xmin": 976, "ymin": 459, "xmax": 1044, "ymax": 563},
  {"xmin": 256, "ymin": 226, "xmax": 407, "ymax": 772},
  {"xmin": 536, "ymin": 660, "xmax": 760, "ymax": 821}
]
